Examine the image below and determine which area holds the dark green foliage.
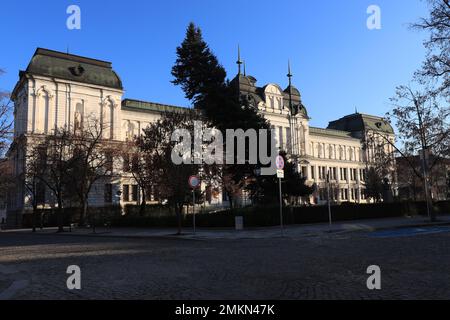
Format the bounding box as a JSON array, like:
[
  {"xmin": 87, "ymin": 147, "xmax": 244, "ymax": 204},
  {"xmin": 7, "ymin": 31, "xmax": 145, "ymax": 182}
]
[
  {"xmin": 247, "ymin": 152, "xmax": 314, "ymax": 204},
  {"xmin": 109, "ymin": 201, "xmax": 450, "ymax": 228}
]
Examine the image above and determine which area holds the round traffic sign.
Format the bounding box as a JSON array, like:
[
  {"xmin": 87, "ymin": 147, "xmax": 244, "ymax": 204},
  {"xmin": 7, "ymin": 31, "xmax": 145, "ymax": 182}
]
[
  {"xmin": 188, "ymin": 175, "xmax": 200, "ymax": 189},
  {"xmin": 275, "ymin": 156, "xmax": 285, "ymax": 170}
]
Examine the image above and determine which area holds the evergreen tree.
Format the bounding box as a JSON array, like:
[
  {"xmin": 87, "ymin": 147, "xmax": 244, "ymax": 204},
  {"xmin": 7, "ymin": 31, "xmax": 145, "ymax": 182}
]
[{"xmin": 172, "ymin": 23, "xmax": 271, "ymax": 207}]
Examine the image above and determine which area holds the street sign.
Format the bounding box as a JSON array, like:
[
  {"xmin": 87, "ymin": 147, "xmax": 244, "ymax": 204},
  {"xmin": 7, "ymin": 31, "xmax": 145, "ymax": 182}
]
[
  {"xmin": 275, "ymin": 156, "xmax": 285, "ymax": 170},
  {"xmin": 188, "ymin": 175, "xmax": 200, "ymax": 189},
  {"xmin": 277, "ymin": 169, "xmax": 284, "ymax": 179}
]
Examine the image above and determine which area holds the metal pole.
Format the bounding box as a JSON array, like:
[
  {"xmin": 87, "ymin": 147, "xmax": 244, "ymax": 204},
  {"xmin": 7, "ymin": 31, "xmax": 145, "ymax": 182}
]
[
  {"xmin": 327, "ymin": 172, "xmax": 332, "ymax": 228},
  {"xmin": 421, "ymin": 148, "xmax": 432, "ymax": 221},
  {"xmin": 193, "ymin": 190, "xmax": 196, "ymax": 234},
  {"xmin": 279, "ymin": 178, "xmax": 283, "ymax": 233}
]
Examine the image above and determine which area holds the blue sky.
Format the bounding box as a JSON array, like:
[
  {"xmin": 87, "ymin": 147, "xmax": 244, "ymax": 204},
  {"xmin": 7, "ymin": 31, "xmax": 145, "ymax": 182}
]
[{"xmin": 0, "ymin": 0, "xmax": 429, "ymax": 128}]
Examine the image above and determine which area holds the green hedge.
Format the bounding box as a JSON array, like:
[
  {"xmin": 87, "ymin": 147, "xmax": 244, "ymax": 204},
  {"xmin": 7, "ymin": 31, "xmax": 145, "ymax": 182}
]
[
  {"xmin": 111, "ymin": 200, "xmax": 450, "ymax": 228},
  {"xmin": 21, "ymin": 205, "xmax": 122, "ymax": 228},
  {"xmin": 20, "ymin": 201, "xmax": 450, "ymax": 229}
]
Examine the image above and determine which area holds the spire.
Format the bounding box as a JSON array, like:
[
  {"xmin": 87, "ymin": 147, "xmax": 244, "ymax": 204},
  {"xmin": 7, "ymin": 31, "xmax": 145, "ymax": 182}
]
[
  {"xmin": 355, "ymin": 106, "xmax": 359, "ymax": 114},
  {"xmin": 287, "ymin": 59, "xmax": 293, "ymax": 84},
  {"xmin": 243, "ymin": 60, "xmax": 246, "ymax": 76},
  {"xmin": 287, "ymin": 59, "xmax": 293, "ymax": 113},
  {"xmin": 236, "ymin": 44, "xmax": 243, "ymax": 75}
]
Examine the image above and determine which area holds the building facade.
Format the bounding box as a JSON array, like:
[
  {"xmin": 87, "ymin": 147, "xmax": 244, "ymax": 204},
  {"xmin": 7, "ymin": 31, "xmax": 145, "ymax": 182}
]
[{"xmin": 6, "ymin": 48, "xmax": 396, "ymax": 225}]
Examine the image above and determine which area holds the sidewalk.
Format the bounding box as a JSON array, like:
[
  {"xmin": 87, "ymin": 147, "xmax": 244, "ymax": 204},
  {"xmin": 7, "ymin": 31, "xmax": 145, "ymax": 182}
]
[{"xmin": 2, "ymin": 215, "xmax": 450, "ymax": 240}]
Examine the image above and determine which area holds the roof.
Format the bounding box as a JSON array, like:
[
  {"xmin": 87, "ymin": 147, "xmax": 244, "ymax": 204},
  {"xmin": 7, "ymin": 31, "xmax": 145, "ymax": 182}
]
[
  {"xmin": 20, "ymin": 48, "xmax": 123, "ymax": 90},
  {"xmin": 122, "ymin": 99, "xmax": 190, "ymax": 114},
  {"xmin": 327, "ymin": 113, "xmax": 394, "ymax": 134},
  {"xmin": 230, "ymin": 72, "xmax": 307, "ymax": 117},
  {"xmin": 309, "ymin": 127, "xmax": 355, "ymax": 139}
]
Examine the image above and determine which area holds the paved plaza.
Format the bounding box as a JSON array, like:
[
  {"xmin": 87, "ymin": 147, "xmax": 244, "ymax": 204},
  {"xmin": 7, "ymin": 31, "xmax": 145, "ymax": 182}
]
[{"xmin": 1, "ymin": 221, "xmax": 450, "ymax": 300}]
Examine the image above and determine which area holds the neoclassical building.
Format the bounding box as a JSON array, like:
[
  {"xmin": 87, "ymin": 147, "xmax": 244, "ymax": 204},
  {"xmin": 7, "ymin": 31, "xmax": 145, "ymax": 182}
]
[{"xmin": 6, "ymin": 48, "xmax": 396, "ymax": 224}]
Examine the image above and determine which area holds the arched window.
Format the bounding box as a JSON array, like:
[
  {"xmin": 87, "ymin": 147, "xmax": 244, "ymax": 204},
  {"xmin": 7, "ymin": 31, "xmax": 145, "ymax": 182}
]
[{"xmin": 107, "ymin": 100, "xmax": 114, "ymax": 139}]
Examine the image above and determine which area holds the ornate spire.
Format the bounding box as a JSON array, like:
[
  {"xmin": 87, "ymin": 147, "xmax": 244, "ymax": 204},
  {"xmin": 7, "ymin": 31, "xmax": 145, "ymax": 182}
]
[
  {"xmin": 236, "ymin": 45, "xmax": 243, "ymax": 75},
  {"xmin": 287, "ymin": 59, "xmax": 293, "ymax": 83}
]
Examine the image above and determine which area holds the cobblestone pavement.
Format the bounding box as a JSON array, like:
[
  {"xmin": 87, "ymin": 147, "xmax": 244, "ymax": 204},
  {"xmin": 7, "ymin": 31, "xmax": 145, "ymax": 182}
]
[{"xmin": 1, "ymin": 227, "xmax": 449, "ymax": 300}]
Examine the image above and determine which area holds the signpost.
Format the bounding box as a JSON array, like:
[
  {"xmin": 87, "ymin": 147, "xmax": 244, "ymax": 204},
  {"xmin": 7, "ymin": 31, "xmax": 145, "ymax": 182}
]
[
  {"xmin": 275, "ymin": 156, "xmax": 285, "ymax": 233},
  {"xmin": 188, "ymin": 175, "xmax": 200, "ymax": 234},
  {"xmin": 326, "ymin": 171, "xmax": 332, "ymax": 229}
]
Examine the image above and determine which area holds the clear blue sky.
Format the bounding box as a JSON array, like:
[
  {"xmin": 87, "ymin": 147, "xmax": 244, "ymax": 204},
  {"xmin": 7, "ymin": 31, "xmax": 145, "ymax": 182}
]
[{"xmin": 0, "ymin": 0, "xmax": 429, "ymax": 128}]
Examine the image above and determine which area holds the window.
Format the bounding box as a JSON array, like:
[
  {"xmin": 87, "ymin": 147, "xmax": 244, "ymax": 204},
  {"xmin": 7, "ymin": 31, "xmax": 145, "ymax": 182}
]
[
  {"xmin": 278, "ymin": 127, "xmax": 284, "ymax": 149},
  {"xmin": 131, "ymin": 185, "xmax": 138, "ymax": 202},
  {"xmin": 311, "ymin": 166, "xmax": 315, "ymax": 180},
  {"xmin": 123, "ymin": 154, "xmax": 130, "ymax": 172},
  {"xmin": 341, "ymin": 168, "xmax": 348, "ymax": 181},
  {"xmin": 123, "ymin": 185, "xmax": 130, "ymax": 202},
  {"xmin": 105, "ymin": 152, "xmax": 113, "ymax": 173},
  {"xmin": 301, "ymin": 166, "xmax": 308, "ymax": 179},
  {"xmin": 36, "ymin": 182, "xmax": 46, "ymax": 205},
  {"xmin": 269, "ymin": 96, "xmax": 275, "ymax": 109},
  {"xmin": 285, "ymin": 128, "xmax": 291, "ymax": 153},
  {"xmin": 104, "ymin": 184, "xmax": 112, "ymax": 203}
]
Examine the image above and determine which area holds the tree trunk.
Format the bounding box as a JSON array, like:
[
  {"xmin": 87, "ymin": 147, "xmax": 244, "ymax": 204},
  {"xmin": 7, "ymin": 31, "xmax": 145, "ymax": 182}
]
[
  {"xmin": 79, "ymin": 195, "xmax": 88, "ymax": 227},
  {"xmin": 139, "ymin": 191, "xmax": 146, "ymax": 216},
  {"xmin": 57, "ymin": 197, "xmax": 64, "ymax": 233}
]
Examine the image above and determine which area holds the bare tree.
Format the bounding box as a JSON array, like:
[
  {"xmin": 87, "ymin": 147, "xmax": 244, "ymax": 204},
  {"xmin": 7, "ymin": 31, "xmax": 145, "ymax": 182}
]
[
  {"xmin": 139, "ymin": 110, "xmax": 200, "ymax": 235},
  {"xmin": 123, "ymin": 138, "xmax": 156, "ymax": 216},
  {"xmin": 66, "ymin": 118, "xmax": 118, "ymax": 226},
  {"xmin": 37, "ymin": 128, "xmax": 73, "ymax": 232},
  {"xmin": 388, "ymin": 84, "xmax": 449, "ymax": 220},
  {"xmin": 23, "ymin": 142, "xmax": 47, "ymax": 232},
  {"xmin": 412, "ymin": 0, "xmax": 450, "ymax": 96},
  {"xmin": 362, "ymin": 132, "xmax": 397, "ymax": 202},
  {"xmin": 0, "ymin": 68, "xmax": 12, "ymax": 157}
]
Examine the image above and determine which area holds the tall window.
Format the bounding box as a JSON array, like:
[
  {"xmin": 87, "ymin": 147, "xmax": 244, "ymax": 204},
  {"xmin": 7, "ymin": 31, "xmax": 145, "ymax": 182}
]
[
  {"xmin": 123, "ymin": 185, "xmax": 130, "ymax": 202},
  {"xmin": 285, "ymin": 127, "xmax": 291, "ymax": 153},
  {"xmin": 278, "ymin": 127, "xmax": 284, "ymax": 149},
  {"xmin": 104, "ymin": 184, "xmax": 112, "ymax": 203},
  {"xmin": 131, "ymin": 185, "xmax": 138, "ymax": 202}
]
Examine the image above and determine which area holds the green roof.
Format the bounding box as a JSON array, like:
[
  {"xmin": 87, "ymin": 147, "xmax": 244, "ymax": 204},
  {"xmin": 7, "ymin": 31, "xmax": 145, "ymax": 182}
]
[
  {"xmin": 309, "ymin": 127, "xmax": 355, "ymax": 139},
  {"xmin": 22, "ymin": 48, "xmax": 123, "ymax": 90},
  {"xmin": 122, "ymin": 99, "xmax": 190, "ymax": 113},
  {"xmin": 328, "ymin": 113, "xmax": 394, "ymax": 134}
]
